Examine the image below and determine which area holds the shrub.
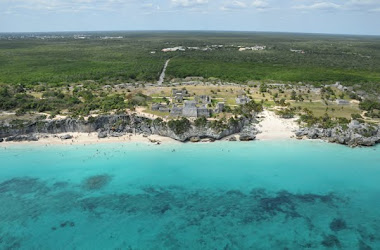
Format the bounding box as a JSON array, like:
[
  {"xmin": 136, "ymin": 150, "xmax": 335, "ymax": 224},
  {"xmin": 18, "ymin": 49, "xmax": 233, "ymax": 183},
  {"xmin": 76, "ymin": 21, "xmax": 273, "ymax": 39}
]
[
  {"xmin": 168, "ymin": 118, "xmax": 191, "ymax": 134},
  {"xmin": 359, "ymin": 99, "xmax": 380, "ymax": 111},
  {"xmin": 194, "ymin": 116, "xmax": 208, "ymax": 128}
]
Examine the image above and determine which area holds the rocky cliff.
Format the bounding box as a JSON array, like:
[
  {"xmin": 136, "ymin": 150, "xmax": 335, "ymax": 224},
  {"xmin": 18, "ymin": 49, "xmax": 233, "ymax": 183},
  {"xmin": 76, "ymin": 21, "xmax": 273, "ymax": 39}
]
[
  {"xmin": 0, "ymin": 114, "xmax": 258, "ymax": 143},
  {"xmin": 295, "ymin": 120, "xmax": 380, "ymax": 147}
]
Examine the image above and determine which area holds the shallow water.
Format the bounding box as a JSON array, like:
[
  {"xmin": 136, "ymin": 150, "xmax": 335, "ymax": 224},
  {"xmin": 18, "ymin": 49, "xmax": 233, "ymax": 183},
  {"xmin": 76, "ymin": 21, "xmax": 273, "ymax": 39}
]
[{"xmin": 0, "ymin": 140, "xmax": 379, "ymax": 249}]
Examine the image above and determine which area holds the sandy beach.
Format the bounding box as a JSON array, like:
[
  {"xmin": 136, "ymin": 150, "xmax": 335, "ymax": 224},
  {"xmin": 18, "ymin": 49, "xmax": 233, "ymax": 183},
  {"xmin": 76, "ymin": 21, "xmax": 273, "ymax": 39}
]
[
  {"xmin": 1, "ymin": 133, "xmax": 178, "ymax": 146},
  {"xmin": 256, "ymin": 110, "xmax": 299, "ymax": 140}
]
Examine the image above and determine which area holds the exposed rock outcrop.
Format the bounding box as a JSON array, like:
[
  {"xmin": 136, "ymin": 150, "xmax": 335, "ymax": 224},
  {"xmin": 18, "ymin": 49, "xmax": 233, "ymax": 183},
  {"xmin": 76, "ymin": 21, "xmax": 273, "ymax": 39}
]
[
  {"xmin": 5, "ymin": 135, "xmax": 38, "ymax": 142},
  {"xmin": 239, "ymin": 124, "xmax": 257, "ymax": 141},
  {"xmin": 190, "ymin": 137, "xmax": 201, "ymax": 143},
  {"xmin": 239, "ymin": 135, "xmax": 256, "ymax": 141},
  {"xmin": 60, "ymin": 134, "xmax": 73, "ymax": 140},
  {"xmin": 227, "ymin": 136, "xmax": 237, "ymax": 141},
  {"xmin": 295, "ymin": 120, "xmax": 380, "ymax": 147}
]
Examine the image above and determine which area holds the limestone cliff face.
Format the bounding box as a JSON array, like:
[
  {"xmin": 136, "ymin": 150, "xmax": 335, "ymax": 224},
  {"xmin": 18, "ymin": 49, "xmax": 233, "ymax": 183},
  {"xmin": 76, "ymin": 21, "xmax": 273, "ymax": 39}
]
[
  {"xmin": 295, "ymin": 120, "xmax": 380, "ymax": 147},
  {"xmin": 154, "ymin": 119, "xmax": 253, "ymax": 142},
  {"xmin": 0, "ymin": 114, "xmax": 257, "ymax": 142}
]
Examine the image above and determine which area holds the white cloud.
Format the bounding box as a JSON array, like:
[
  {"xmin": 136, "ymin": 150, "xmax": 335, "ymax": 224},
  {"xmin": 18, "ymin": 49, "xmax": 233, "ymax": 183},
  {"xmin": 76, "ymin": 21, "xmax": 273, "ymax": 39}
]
[
  {"xmin": 293, "ymin": 0, "xmax": 380, "ymax": 12},
  {"xmin": 346, "ymin": 0, "xmax": 380, "ymax": 10},
  {"xmin": 171, "ymin": 0, "xmax": 208, "ymax": 8},
  {"xmin": 293, "ymin": 2, "xmax": 342, "ymax": 11},
  {"xmin": 221, "ymin": 0, "xmax": 248, "ymax": 10},
  {"xmin": 2, "ymin": 0, "xmax": 143, "ymax": 13},
  {"xmin": 221, "ymin": 0, "xmax": 271, "ymax": 11},
  {"xmin": 252, "ymin": 0, "xmax": 268, "ymax": 8}
]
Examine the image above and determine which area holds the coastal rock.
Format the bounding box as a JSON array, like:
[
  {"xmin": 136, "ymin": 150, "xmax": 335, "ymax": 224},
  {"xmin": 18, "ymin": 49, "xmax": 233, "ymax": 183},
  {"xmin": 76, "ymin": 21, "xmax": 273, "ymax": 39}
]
[
  {"xmin": 201, "ymin": 138, "xmax": 215, "ymax": 143},
  {"xmin": 0, "ymin": 138, "xmax": 3, "ymax": 143},
  {"xmin": 239, "ymin": 135, "xmax": 255, "ymax": 141},
  {"xmin": 0, "ymin": 114, "xmax": 258, "ymax": 143},
  {"xmin": 97, "ymin": 131, "xmax": 108, "ymax": 139},
  {"xmin": 60, "ymin": 134, "xmax": 73, "ymax": 140},
  {"xmin": 227, "ymin": 136, "xmax": 237, "ymax": 141},
  {"xmin": 295, "ymin": 128, "xmax": 307, "ymax": 137},
  {"xmin": 109, "ymin": 132, "xmax": 124, "ymax": 138},
  {"xmin": 5, "ymin": 134, "xmax": 38, "ymax": 142},
  {"xmin": 190, "ymin": 137, "xmax": 201, "ymax": 143},
  {"xmin": 295, "ymin": 120, "xmax": 380, "ymax": 147}
]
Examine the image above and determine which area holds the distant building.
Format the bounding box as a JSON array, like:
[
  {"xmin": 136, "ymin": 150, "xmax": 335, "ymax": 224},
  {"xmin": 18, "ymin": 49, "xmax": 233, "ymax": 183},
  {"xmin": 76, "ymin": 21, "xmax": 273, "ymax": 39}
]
[
  {"xmin": 172, "ymin": 88, "xmax": 189, "ymax": 97},
  {"xmin": 197, "ymin": 106, "xmax": 210, "ymax": 118},
  {"xmin": 236, "ymin": 95, "xmax": 251, "ymax": 105},
  {"xmin": 182, "ymin": 101, "xmax": 198, "ymax": 117},
  {"xmin": 151, "ymin": 103, "xmax": 160, "ymax": 111},
  {"xmin": 174, "ymin": 94, "xmax": 184, "ymax": 103},
  {"xmin": 215, "ymin": 102, "xmax": 225, "ymax": 113},
  {"xmin": 239, "ymin": 45, "xmax": 266, "ymax": 51},
  {"xmin": 195, "ymin": 95, "xmax": 211, "ymax": 104},
  {"xmin": 170, "ymin": 105, "xmax": 183, "ymax": 117},
  {"xmin": 162, "ymin": 46, "xmax": 185, "ymax": 52},
  {"xmin": 290, "ymin": 49, "xmax": 305, "ymax": 54},
  {"xmin": 169, "ymin": 101, "xmax": 210, "ymax": 118},
  {"xmin": 151, "ymin": 103, "xmax": 169, "ymax": 112},
  {"xmin": 336, "ymin": 99, "xmax": 350, "ymax": 105}
]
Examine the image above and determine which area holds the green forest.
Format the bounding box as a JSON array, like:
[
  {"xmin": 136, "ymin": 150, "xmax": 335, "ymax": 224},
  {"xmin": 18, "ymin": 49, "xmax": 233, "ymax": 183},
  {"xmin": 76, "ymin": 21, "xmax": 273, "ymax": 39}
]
[{"xmin": 1, "ymin": 31, "xmax": 379, "ymax": 90}]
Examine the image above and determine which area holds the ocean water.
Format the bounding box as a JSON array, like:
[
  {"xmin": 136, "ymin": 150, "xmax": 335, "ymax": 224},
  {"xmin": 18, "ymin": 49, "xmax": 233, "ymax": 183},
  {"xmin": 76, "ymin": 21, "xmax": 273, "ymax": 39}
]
[{"xmin": 0, "ymin": 140, "xmax": 379, "ymax": 249}]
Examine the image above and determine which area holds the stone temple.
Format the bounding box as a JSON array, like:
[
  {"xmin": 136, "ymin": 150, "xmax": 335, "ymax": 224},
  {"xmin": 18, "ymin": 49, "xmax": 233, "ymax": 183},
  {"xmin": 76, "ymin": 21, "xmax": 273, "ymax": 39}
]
[{"xmin": 170, "ymin": 100, "xmax": 210, "ymax": 118}]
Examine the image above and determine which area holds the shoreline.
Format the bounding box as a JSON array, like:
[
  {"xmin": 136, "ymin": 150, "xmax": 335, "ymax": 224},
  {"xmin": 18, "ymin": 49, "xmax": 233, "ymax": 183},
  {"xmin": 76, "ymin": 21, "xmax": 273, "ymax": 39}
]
[
  {"xmin": 0, "ymin": 110, "xmax": 302, "ymax": 146},
  {"xmin": 0, "ymin": 133, "xmax": 179, "ymax": 147}
]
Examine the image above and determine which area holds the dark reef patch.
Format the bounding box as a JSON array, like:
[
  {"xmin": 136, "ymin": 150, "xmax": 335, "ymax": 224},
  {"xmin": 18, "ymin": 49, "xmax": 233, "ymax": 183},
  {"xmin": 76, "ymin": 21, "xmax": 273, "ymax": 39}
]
[
  {"xmin": 359, "ymin": 240, "xmax": 373, "ymax": 250},
  {"xmin": 52, "ymin": 181, "xmax": 69, "ymax": 189},
  {"xmin": 82, "ymin": 174, "xmax": 112, "ymax": 190},
  {"xmin": 330, "ymin": 218, "xmax": 347, "ymax": 232},
  {"xmin": 258, "ymin": 190, "xmax": 299, "ymax": 218},
  {"xmin": 74, "ymin": 187, "xmax": 340, "ymax": 227},
  {"xmin": 60, "ymin": 221, "xmax": 75, "ymax": 228},
  {"xmin": 0, "ymin": 177, "xmax": 50, "ymax": 195},
  {"xmin": 321, "ymin": 234, "xmax": 341, "ymax": 248},
  {"xmin": 0, "ymin": 232, "xmax": 22, "ymax": 249},
  {"xmin": 252, "ymin": 189, "xmax": 338, "ymax": 221},
  {"xmin": 1, "ymin": 183, "xmax": 377, "ymax": 249}
]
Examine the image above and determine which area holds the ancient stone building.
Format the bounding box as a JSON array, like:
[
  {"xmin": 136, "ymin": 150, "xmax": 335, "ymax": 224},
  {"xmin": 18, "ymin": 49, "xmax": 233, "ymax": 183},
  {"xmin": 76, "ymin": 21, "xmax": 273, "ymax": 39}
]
[
  {"xmin": 236, "ymin": 95, "xmax": 250, "ymax": 105},
  {"xmin": 172, "ymin": 88, "xmax": 189, "ymax": 97},
  {"xmin": 195, "ymin": 95, "xmax": 211, "ymax": 104},
  {"xmin": 170, "ymin": 105, "xmax": 183, "ymax": 117},
  {"xmin": 151, "ymin": 103, "xmax": 160, "ymax": 111},
  {"xmin": 174, "ymin": 95, "xmax": 184, "ymax": 103},
  {"xmin": 215, "ymin": 102, "xmax": 225, "ymax": 113},
  {"xmin": 335, "ymin": 99, "xmax": 350, "ymax": 105},
  {"xmin": 182, "ymin": 101, "xmax": 198, "ymax": 117},
  {"xmin": 152, "ymin": 103, "xmax": 170, "ymax": 113},
  {"xmin": 197, "ymin": 106, "xmax": 211, "ymax": 118},
  {"xmin": 169, "ymin": 101, "xmax": 210, "ymax": 118}
]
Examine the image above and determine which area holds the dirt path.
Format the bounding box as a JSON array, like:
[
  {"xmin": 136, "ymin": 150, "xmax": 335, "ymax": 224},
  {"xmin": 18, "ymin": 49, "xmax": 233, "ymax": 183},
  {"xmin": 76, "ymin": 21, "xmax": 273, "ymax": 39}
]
[{"xmin": 157, "ymin": 59, "xmax": 170, "ymax": 85}]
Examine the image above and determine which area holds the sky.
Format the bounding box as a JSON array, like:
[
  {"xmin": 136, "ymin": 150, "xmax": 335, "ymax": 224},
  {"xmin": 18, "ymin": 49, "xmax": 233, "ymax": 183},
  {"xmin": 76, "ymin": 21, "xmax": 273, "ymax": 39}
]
[{"xmin": 0, "ymin": 0, "xmax": 380, "ymax": 35}]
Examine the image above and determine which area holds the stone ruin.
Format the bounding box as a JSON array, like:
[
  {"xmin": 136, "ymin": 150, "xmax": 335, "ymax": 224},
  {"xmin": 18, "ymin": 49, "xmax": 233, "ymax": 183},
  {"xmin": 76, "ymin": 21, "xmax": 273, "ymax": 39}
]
[
  {"xmin": 215, "ymin": 102, "xmax": 225, "ymax": 113},
  {"xmin": 195, "ymin": 95, "xmax": 211, "ymax": 104},
  {"xmin": 236, "ymin": 95, "xmax": 250, "ymax": 105},
  {"xmin": 169, "ymin": 100, "xmax": 210, "ymax": 118}
]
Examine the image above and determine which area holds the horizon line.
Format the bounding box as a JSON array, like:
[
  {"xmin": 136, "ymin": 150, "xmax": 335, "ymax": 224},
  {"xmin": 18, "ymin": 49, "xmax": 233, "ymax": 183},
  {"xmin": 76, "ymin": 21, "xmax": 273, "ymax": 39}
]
[{"xmin": 1, "ymin": 29, "xmax": 380, "ymax": 37}]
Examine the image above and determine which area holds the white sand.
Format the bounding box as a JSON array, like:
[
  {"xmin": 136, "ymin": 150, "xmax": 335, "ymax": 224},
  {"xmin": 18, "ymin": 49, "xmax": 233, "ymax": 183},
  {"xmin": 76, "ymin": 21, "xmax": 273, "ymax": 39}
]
[
  {"xmin": 1, "ymin": 133, "xmax": 177, "ymax": 146},
  {"xmin": 256, "ymin": 110, "xmax": 299, "ymax": 140}
]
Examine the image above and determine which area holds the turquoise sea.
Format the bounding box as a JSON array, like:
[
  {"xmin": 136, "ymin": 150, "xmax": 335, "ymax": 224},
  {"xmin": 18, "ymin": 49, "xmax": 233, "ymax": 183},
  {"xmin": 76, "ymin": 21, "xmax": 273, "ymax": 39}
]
[{"xmin": 0, "ymin": 140, "xmax": 379, "ymax": 249}]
